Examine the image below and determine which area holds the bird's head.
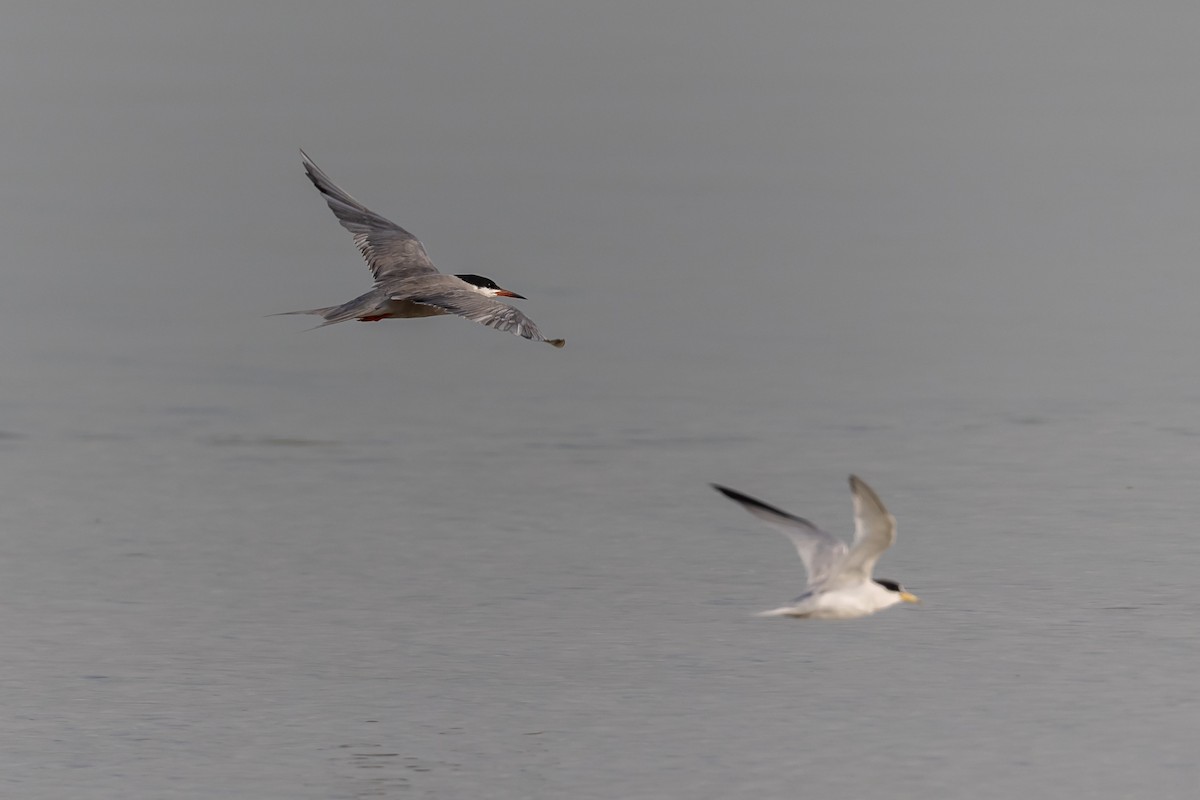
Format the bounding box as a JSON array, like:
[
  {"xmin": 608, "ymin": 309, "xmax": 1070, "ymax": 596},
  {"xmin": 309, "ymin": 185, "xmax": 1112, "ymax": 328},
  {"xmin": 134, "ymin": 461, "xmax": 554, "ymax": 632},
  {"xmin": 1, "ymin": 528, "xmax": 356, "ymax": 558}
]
[
  {"xmin": 875, "ymin": 579, "xmax": 920, "ymax": 604},
  {"xmin": 455, "ymin": 274, "xmax": 525, "ymax": 299}
]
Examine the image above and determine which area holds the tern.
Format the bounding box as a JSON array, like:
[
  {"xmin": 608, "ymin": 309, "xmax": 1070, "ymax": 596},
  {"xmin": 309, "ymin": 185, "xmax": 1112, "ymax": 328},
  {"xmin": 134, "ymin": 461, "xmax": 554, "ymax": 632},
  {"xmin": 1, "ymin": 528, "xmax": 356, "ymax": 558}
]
[
  {"xmin": 712, "ymin": 476, "xmax": 919, "ymax": 619},
  {"xmin": 275, "ymin": 150, "xmax": 564, "ymax": 347}
]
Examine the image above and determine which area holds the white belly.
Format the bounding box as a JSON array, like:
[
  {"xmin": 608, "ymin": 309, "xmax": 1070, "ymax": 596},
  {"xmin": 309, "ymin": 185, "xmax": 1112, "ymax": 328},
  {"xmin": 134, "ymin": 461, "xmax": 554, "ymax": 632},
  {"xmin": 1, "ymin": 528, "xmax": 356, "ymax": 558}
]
[{"xmin": 759, "ymin": 582, "xmax": 901, "ymax": 620}]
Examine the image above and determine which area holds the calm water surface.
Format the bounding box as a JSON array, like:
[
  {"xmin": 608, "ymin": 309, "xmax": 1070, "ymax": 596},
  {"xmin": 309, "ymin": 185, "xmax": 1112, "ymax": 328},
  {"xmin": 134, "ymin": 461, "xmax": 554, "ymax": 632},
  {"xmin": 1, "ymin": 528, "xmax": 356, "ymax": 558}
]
[{"xmin": 3, "ymin": 3, "xmax": 1200, "ymax": 798}]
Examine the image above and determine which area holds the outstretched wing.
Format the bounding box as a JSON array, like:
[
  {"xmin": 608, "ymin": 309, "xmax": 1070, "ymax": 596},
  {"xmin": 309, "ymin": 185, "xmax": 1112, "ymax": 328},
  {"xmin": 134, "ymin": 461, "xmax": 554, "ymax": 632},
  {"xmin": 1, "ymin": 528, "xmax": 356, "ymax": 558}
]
[
  {"xmin": 300, "ymin": 149, "xmax": 439, "ymax": 282},
  {"xmin": 830, "ymin": 475, "xmax": 897, "ymax": 584},
  {"xmin": 403, "ymin": 288, "xmax": 565, "ymax": 346},
  {"xmin": 711, "ymin": 484, "xmax": 848, "ymax": 588}
]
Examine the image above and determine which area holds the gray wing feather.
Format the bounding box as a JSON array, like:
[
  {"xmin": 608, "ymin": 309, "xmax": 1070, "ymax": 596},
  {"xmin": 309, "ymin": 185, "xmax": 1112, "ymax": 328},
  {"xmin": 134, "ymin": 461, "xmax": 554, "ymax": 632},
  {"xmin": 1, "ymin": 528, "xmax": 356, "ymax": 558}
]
[
  {"xmin": 711, "ymin": 484, "xmax": 848, "ymax": 588},
  {"xmin": 831, "ymin": 475, "xmax": 896, "ymax": 584},
  {"xmin": 300, "ymin": 149, "xmax": 438, "ymax": 281},
  {"xmin": 401, "ymin": 288, "xmax": 562, "ymax": 345}
]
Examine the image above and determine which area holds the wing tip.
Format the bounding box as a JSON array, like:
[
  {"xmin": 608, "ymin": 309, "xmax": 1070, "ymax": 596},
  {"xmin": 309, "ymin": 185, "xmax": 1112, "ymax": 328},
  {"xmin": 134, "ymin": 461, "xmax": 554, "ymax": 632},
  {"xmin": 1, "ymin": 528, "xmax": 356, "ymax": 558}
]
[
  {"xmin": 712, "ymin": 483, "xmax": 824, "ymax": 532},
  {"xmin": 711, "ymin": 483, "xmax": 768, "ymax": 510},
  {"xmin": 546, "ymin": 338, "xmax": 566, "ymax": 348},
  {"xmin": 299, "ymin": 148, "xmax": 319, "ymax": 174},
  {"xmin": 848, "ymin": 474, "xmax": 884, "ymax": 504},
  {"xmin": 849, "ymin": 474, "xmax": 876, "ymax": 502},
  {"xmin": 710, "ymin": 483, "xmax": 737, "ymax": 499}
]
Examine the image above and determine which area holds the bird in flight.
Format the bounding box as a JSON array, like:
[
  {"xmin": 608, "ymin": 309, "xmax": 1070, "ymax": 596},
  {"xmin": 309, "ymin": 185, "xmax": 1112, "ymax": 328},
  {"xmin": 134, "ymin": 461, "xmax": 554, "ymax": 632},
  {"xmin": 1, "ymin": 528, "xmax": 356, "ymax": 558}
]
[
  {"xmin": 275, "ymin": 150, "xmax": 564, "ymax": 347},
  {"xmin": 712, "ymin": 475, "xmax": 919, "ymax": 619}
]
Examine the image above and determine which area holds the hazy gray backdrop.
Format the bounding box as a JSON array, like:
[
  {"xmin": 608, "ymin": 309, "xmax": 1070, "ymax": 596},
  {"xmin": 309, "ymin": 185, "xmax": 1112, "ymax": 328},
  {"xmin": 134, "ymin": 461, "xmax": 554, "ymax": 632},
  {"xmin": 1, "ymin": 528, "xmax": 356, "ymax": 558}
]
[{"xmin": 3, "ymin": 2, "xmax": 1200, "ymax": 798}]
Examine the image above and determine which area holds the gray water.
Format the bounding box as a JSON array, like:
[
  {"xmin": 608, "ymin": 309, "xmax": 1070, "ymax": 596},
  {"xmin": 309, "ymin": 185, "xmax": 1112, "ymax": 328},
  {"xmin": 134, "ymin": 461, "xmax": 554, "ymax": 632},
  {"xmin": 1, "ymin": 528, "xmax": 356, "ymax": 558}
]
[{"xmin": 3, "ymin": 2, "xmax": 1200, "ymax": 797}]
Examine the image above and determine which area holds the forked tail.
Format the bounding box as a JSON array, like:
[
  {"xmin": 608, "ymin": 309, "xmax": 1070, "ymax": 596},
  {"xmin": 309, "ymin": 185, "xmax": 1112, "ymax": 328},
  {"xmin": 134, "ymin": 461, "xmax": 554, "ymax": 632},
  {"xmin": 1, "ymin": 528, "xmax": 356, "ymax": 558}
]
[
  {"xmin": 754, "ymin": 607, "xmax": 806, "ymax": 618},
  {"xmin": 269, "ymin": 306, "xmax": 335, "ymax": 318},
  {"xmin": 267, "ymin": 306, "xmax": 351, "ymax": 330}
]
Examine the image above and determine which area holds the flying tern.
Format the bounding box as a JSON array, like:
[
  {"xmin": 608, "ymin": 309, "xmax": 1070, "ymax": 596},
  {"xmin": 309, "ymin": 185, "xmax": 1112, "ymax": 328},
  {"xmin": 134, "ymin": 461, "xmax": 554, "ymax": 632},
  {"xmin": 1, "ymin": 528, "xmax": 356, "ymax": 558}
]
[
  {"xmin": 275, "ymin": 150, "xmax": 564, "ymax": 347},
  {"xmin": 712, "ymin": 476, "xmax": 919, "ymax": 619}
]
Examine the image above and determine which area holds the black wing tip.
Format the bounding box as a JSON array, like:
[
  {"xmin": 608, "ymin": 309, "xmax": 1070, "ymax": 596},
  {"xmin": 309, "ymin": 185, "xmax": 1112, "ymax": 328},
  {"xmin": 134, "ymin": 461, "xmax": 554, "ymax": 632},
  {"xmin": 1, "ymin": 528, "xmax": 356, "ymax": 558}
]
[
  {"xmin": 712, "ymin": 483, "xmax": 820, "ymax": 529},
  {"xmin": 546, "ymin": 338, "xmax": 566, "ymax": 348},
  {"xmin": 711, "ymin": 483, "xmax": 771, "ymax": 511}
]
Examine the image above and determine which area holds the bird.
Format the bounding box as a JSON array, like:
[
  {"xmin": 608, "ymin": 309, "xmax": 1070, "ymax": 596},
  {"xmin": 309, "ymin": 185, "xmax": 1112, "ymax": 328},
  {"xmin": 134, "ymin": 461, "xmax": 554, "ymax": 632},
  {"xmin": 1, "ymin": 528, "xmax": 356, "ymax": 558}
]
[
  {"xmin": 711, "ymin": 475, "xmax": 919, "ymax": 619},
  {"xmin": 274, "ymin": 150, "xmax": 565, "ymax": 347}
]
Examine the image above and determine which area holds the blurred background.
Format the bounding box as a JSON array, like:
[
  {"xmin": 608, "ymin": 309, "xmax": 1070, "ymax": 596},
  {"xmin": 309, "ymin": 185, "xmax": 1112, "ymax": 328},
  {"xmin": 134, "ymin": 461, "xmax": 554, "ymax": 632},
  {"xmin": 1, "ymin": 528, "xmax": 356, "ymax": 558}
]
[{"xmin": 3, "ymin": 2, "xmax": 1200, "ymax": 798}]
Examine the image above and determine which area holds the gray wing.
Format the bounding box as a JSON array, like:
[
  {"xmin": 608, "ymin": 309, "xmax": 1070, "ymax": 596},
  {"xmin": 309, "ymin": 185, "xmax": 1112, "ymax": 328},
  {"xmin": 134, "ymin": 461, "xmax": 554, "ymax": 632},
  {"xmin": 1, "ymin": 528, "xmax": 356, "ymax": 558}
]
[
  {"xmin": 300, "ymin": 149, "xmax": 438, "ymax": 282},
  {"xmin": 711, "ymin": 484, "xmax": 848, "ymax": 588},
  {"xmin": 830, "ymin": 475, "xmax": 897, "ymax": 584},
  {"xmin": 401, "ymin": 287, "xmax": 565, "ymax": 346}
]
